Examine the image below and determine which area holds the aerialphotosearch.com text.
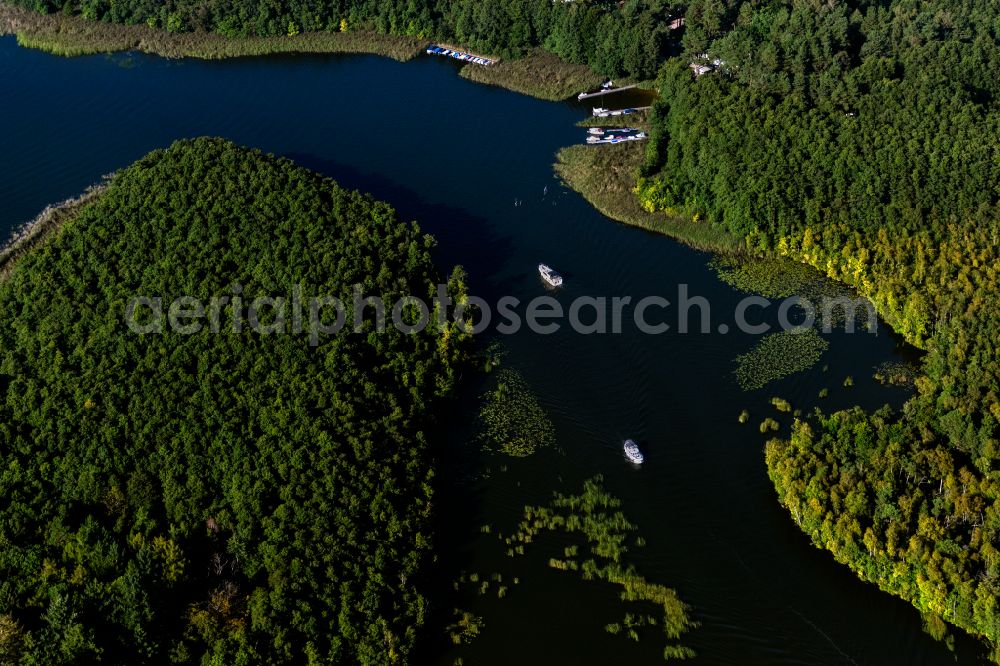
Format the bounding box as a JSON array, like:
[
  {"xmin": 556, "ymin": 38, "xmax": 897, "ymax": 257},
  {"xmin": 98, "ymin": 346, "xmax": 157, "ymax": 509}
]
[{"xmin": 125, "ymin": 283, "xmax": 877, "ymax": 346}]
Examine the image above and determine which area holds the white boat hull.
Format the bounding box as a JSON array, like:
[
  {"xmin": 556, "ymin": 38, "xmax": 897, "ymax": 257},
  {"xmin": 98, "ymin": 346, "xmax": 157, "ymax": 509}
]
[
  {"xmin": 538, "ymin": 263, "xmax": 564, "ymax": 287},
  {"xmin": 624, "ymin": 439, "xmax": 644, "ymax": 464}
]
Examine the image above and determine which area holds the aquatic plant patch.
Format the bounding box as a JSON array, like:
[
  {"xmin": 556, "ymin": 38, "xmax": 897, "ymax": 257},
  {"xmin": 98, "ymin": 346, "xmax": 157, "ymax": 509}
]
[
  {"xmin": 503, "ymin": 477, "xmax": 697, "ymax": 660},
  {"xmin": 734, "ymin": 328, "xmax": 829, "ymax": 391},
  {"xmin": 710, "ymin": 256, "xmax": 875, "ymax": 331},
  {"xmin": 477, "ymin": 369, "xmax": 556, "ymax": 457},
  {"xmin": 873, "ymin": 361, "xmax": 917, "ymax": 387}
]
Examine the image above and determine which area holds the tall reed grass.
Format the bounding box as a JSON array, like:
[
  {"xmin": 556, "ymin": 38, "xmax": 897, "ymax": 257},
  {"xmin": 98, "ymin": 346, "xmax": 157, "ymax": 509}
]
[
  {"xmin": 1, "ymin": 4, "xmax": 424, "ymax": 60},
  {"xmin": 554, "ymin": 141, "xmax": 742, "ymax": 252},
  {"xmin": 459, "ymin": 49, "xmax": 604, "ymax": 101}
]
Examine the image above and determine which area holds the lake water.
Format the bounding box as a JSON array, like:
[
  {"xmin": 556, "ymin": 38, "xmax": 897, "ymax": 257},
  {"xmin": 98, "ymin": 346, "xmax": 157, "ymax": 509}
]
[{"xmin": 0, "ymin": 37, "xmax": 983, "ymax": 664}]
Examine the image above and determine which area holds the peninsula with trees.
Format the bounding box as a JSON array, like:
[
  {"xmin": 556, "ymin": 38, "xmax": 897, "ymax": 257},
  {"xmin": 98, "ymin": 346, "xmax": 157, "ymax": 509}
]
[
  {"xmin": 0, "ymin": 138, "xmax": 471, "ymax": 663},
  {"xmin": 1, "ymin": 0, "xmax": 999, "ymax": 659}
]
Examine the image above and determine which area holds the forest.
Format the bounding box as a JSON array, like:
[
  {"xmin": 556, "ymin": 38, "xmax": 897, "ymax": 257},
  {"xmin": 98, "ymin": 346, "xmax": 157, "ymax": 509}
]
[
  {"xmin": 7, "ymin": 0, "xmax": 1000, "ymax": 657},
  {"xmin": 8, "ymin": 0, "xmax": 681, "ymax": 79},
  {"xmin": 0, "ymin": 138, "xmax": 470, "ymax": 663},
  {"xmin": 635, "ymin": 0, "xmax": 1000, "ymax": 656}
]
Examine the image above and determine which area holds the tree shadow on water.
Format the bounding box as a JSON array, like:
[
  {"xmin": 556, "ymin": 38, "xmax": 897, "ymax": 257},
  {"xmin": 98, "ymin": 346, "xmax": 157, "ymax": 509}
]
[
  {"xmin": 287, "ymin": 151, "xmax": 500, "ymax": 661},
  {"xmin": 285, "ymin": 152, "xmax": 518, "ymax": 297}
]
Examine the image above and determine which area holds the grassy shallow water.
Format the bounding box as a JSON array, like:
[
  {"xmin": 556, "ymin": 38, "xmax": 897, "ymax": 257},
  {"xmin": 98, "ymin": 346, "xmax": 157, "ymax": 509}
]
[
  {"xmin": 0, "ymin": 3, "xmax": 612, "ymax": 101},
  {"xmin": 555, "ymin": 142, "xmax": 741, "ymax": 252},
  {"xmin": 458, "ymin": 49, "xmax": 603, "ymax": 101}
]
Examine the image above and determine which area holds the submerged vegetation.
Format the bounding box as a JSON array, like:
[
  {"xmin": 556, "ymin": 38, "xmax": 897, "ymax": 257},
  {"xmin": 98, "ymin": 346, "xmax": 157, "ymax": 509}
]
[
  {"xmin": 873, "ymin": 362, "xmax": 917, "ymax": 388},
  {"xmin": 770, "ymin": 397, "xmax": 792, "ymax": 413},
  {"xmin": 710, "ymin": 255, "xmax": 864, "ymax": 308},
  {"xmin": 733, "ymin": 329, "xmax": 829, "ymax": 392},
  {"xmin": 441, "ymin": 479, "xmax": 695, "ymax": 662},
  {"xmin": 758, "ymin": 418, "xmax": 779, "ymax": 434},
  {"xmin": 5, "ymin": 0, "xmax": 1000, "ymax": 655},
  {"xmin": 0, "ymin": 138, "xmax": 470, "ymax": 663},
  {"xmin": 445, "ymin": 610, "xmax": 485, "ymax": 646},
  {"xmin": 710, "ymin": 255, "xmax": 875, "ymax": 331},
  {"xmin": 505, "ymin": 477, "xmax": 697, "ymax": 660},
  {"xmin": 478, "ymin": 369, "xmax": 555, "ymax": 457},
  {"xmin": 631, "ymin": 0, "xmax": 1000, "ymax": 651},
  {"xmin": 710, "ymin": 256, "xmax": 824, "ymax": 300}
]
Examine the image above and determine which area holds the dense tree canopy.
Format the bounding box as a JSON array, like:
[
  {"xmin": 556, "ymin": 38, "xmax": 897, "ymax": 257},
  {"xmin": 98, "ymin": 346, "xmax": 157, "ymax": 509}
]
[
  {"xmin": 636, "ymin": 0, "xmax": 1000, "ymax": 656},
  {"xmin": 0, "ymin": 138, "xmax": 469, "ymax": 664},
  {"xmin": 8, "ymin": 0, "xmax": 1000, "ymax": 657}
]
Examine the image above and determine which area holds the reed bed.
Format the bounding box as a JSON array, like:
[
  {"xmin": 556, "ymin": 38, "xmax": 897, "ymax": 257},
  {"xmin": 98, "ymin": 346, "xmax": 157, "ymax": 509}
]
[
  {"xmin": 0, "ymin": 182, "xmax": 107, "ymax": 282},
  {"xmin": 459, "ymin": 49, "xmax": 603, "ymax": 101},
  {"xmin": 0, "ymin": 4, "xmax": 423, "ymax": 60},
  {"xmin": 577, "ymin": 114, "xmax": 650, "ymax": 129},
  {"xmin": 555, "ymin": 142, "xmax": 741, "ymax": 252},
  {"xmin": 1, "ymin": 5, "xmax": 620, "ymax": 102}
]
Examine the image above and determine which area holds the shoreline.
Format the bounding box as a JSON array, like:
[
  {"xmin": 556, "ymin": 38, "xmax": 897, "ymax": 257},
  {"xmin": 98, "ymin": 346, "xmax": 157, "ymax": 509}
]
[
  {"xmin": 460, "ymin": 49, "xmax": 658, "ymax": 102},
  {"xmin": 0, "ymin": 4, "xmax": 616, "ymax": 101},
  {"xmin": 459, "ymin": 49, "xmax": 605, "ymax": 102},
  {"xmin": 2, "ymin": 36, "xmax": 967, "ymax": 660},
  {"xmin": 554, "ymin": 142, "xmax": 743, "ymax": 253},
  {"xmin": 0, "ymin": 7, "xmax": 870, "ymax": 300},
  {"xmin": 0, "ymin": 181, "xmax": 108, "ymax": 281},
  {"xmin": 0, "ymin": 4, "xmax": 751, "ymax": 272},
  {"xmin": 0, "ymin": 4, "xmax": 425, "ymax": 61},
  {"xmin": 0, "ymin": 3, "xmax": 831, "ymax": 279}
]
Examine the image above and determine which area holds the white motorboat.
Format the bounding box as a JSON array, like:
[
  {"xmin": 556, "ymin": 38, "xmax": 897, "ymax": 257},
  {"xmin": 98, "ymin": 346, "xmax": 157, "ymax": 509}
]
[
  {"xmin": 624, "ymin": 439, "xmax": 644, "ymax": 464},
  {"xmin": 538, "ymin": 263, "xmax": 564, "ymax": 287}
]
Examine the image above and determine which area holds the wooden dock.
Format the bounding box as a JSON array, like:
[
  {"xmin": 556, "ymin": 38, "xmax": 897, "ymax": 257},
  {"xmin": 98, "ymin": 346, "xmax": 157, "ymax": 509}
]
[
  {"xmin": 577, "ymin": 84, "xmax": 638, "ymax": 100},
  {"xmin": 426, "ymin": 44, "xmax": 495, "ymax": 66}
]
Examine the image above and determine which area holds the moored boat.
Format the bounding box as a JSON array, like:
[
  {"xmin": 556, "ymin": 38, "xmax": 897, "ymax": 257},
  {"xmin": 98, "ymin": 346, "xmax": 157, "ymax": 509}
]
[{"xmin": 425, "ymin": 44, "xmax": 495, "ymax": 66}]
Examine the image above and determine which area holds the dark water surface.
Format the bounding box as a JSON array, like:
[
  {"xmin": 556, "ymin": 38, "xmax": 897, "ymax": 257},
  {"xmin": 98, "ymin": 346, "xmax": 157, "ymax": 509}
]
[{"xmin": 0, "ymin": 37, "xmax": 983, "ymax": 664}]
